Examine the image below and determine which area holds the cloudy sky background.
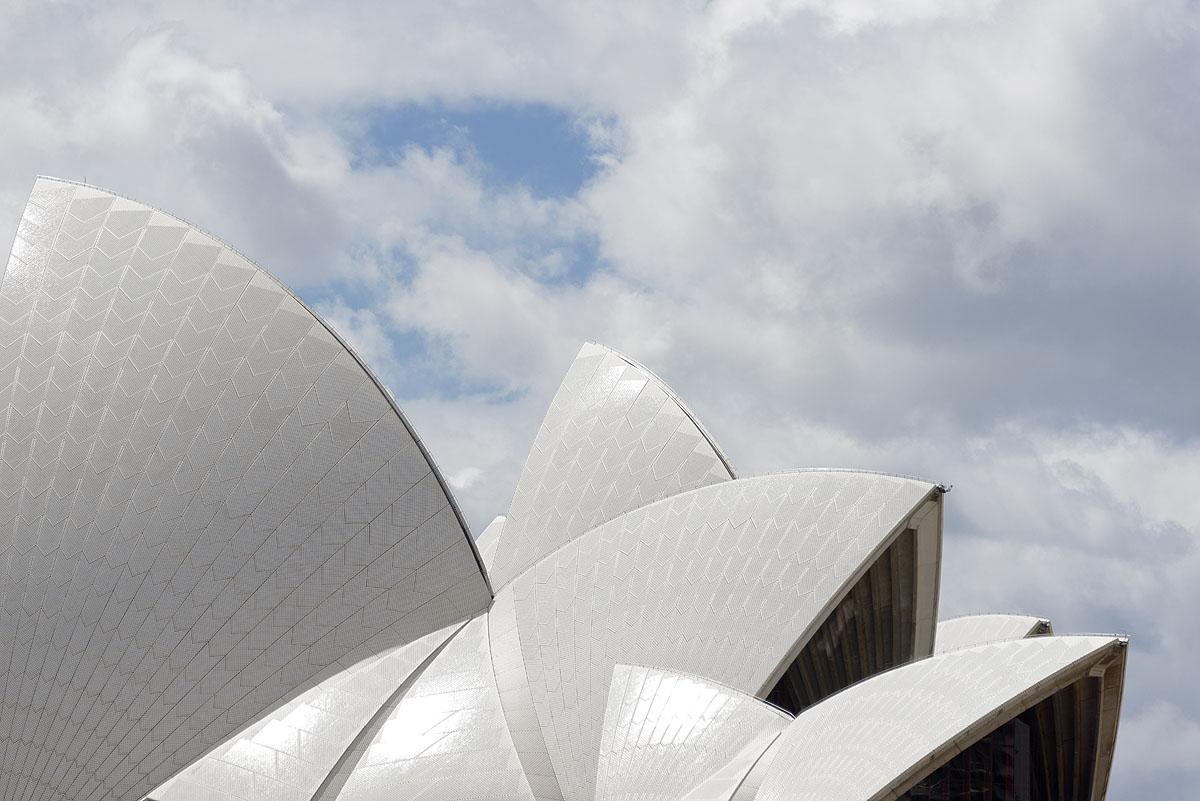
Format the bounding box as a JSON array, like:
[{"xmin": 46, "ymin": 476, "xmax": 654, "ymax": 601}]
[{"xmin": 1, "ymin": 1, "xmax": 1197, "ymax": 796}]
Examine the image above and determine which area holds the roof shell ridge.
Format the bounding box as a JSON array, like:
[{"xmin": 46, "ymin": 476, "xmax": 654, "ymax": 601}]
[{"xmin": 584, "ymin": 340, "xmax": 738, "ymax": 479}]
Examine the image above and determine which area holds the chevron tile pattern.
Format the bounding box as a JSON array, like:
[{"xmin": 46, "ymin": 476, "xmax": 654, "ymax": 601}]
[
  {"xmin": 0, "ymin": 179, "xmax": 490, "ymax": 801},
  {"xmin": 507, "ymin": 471, "xmax": 935, "ymax": 801},
  {"xmin": 487, "ymin": 342, "xmax": 735, "ymax": 590},
  {"xmin": 596, "ymin": 665, "xmax": 790, "ymax": 801}
]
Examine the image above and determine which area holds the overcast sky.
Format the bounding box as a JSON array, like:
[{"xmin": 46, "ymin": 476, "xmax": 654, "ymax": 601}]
[{"xmin": 1, "ymin": 1, "xmax": 1197, "ymax": 797}]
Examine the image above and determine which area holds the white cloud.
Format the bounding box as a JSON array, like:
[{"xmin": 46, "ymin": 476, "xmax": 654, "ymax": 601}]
[{"xmin": 0, "ymin": 2, "xmax": 1196, "ymax": 797}]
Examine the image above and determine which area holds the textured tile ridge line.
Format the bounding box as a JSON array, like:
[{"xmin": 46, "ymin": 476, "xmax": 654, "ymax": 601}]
[
  {"xmin": 0, "ymin": 178, "xmax": 492, "ymax": 801},
  {"xmin": 307, "ymin": 619, "xmax": 469, "ymax": 801},
  {"xmin": 29, "ymin": 176, "xmax": 488, "ymax": 590},
  {"xmin": 331, "ymin": 615, "xmax": 537, "ymax": 801},
  {"xmin": 489, "ymin": 586, "xmax": 567, "ymax": 801},
  {"xmin": 510, "ymin": 471, "xmax": 935, "ymax": 801},
  {"xmin": 934, "ymin": 613, "xmax": 1052, "ymax": 654},
  {"xmin": 753, "ymin": 636, "xmax": 1125, "ymax": 801},
  {"xmin": 149, "ymin": 620, "xmax": 465, "ymax": 801},
  {"xmin": 595, "ymin": 664, "xmax": 791, "ymax": 801},
  {"xmin": 677, "ymin": 731, "xmax": 783, "ymax": 801}
]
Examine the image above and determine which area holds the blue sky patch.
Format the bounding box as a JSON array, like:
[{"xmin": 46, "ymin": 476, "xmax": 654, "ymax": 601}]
[{"xmin": 356, "ymin": 102, "xmax": 597, "ymax": 197}]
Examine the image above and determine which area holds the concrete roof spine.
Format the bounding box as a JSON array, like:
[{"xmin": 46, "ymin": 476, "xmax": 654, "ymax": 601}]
[{"xmin": 934, "ymin": 613, "xmax": 1053, "ymax": 654}]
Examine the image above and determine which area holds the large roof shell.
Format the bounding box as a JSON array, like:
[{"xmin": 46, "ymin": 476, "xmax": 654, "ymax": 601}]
[
  {"xmin": 0, "ymin": 178, "xmax": 492, "ymax": 801},
  {"xmin": 502, "ymin": 470, "xmax": 939, "ymax": 801}
]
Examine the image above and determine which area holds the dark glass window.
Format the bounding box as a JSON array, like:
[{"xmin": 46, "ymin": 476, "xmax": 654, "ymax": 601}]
[
  {"xmin": 766, "ymin": 528, "xmax": 917, "ymax": 715},
  {"xmin": 900, "ymin": 676, "xmax": 1101, "ymax": 801}
]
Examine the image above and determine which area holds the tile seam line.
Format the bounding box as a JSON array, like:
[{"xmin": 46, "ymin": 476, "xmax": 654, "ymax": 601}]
[
  {"xmin": 32, "ymin": 177, "xmax": 490, "ymax": 597},
  {"xmin": 307, "ymin": 619, "xmax": 469, "ymax": 801}
]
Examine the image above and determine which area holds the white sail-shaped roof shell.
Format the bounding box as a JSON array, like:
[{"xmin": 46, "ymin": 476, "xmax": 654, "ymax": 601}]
[
  {"xmin": 488, "ymin": 342, "xmax": 735, "ymax": 590},
  {"xmin": 597, "ymin": 664, "xmax": 791, "ymax": 801},
  {"xmin": 0, "ymin": 178, "xmax": 491, "ymax": 801},
  {"xmin": 755, "ymin": 635, "xmax": 1127, "ymax": 801},
  {"xmin": 934, "ymin": 613, "xmax": 1052, "ymax": 653},
  {"xmin": 504, "ymin": 470, "xmax": 939, "ymax": 801}
]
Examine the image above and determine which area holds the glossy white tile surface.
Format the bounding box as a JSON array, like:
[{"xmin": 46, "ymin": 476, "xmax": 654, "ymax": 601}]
[
  {"xmin": 488, "ymin": 342, "xmax": 735, "ymax": 590},
  {"xmin": 678, "ymin": 731, "xmax": 782, "ymax": 801},
  {"xmin": 755, "ymin": 636, "xmax": 1125, "ymax": 801},
  {"xmin": 507, "ymin": 470, "xmax": 935, "ymax": 801},
  {"xmin": 331, "ymin": 615, "xmax": 535, "ymax": 801},
  {"xmin": 150, "ymin": 621, "xmax": 462, "ymax": 801},
  {"xmin": 597, "ymin": 665, "xmax": 790, "ymax": 801},
  {"xmin": 0, "ymin": 179, "xmax": 490, "ymax": 801},
  {"xmin": 934, "ymin": 613, "xmax": 1051, "ymax": 654}
]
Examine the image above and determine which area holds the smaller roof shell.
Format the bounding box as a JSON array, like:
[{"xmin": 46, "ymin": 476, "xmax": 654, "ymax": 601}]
[
  {"xmin": 934, "ymin": 613, "xmax": 1052, "ymax": 654},
  {"xmin": 755, "ymin": 635, "xmax": 1127, "ymax": 801},
  {"xmin": 597, "ymin": 665, "xmax": 791, "ymax": 801}
]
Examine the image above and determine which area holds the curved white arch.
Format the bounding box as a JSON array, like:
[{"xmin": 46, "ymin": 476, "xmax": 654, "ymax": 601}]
[
  {"xmin": 934, "ymin": 613, "xmax": 1052, "ymax": 653},
  {"xmin": 0, "ymin": 178, "xmax": 492, "ymax": 801},
  {"xmin": 505, "ymin": 470, "xmax": 938, "ymax": 801},
  {"xmin": 755, "ymin": 635, "xmax": 1127, "ymax": 801},
  {"xmin": 488, "ymin": 342, "xmax": 736, "ymax": 590},
  {"xmin": 597, "ymin": 664, "xmax": 791, "ymax": 801},
  {"xmin": 329, "ymin": 615, "xmax": 537, "ymax": 801},
  {"xmin": 149, "ymin": 620, "xmax": 462, "ymax": 801}
]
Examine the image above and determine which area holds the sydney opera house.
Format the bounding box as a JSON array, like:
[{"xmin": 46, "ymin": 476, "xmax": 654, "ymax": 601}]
[{"xmin": 0, "ymin": 177, "xmax": 1126, "ymax": 801}]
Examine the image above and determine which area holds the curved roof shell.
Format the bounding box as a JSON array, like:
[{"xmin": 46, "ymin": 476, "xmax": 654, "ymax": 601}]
[
  {"xmin": 151, "ymin": 620, "xmax": 462, "ymax": 801},
  {"xmin": 597, "ymin": 664, "xmax": 791, "ymax": 801},
  {"xmin": 754, "ymin": 635, "xmax": 1127, "ymax": 801},
  {"xmin": 503, "ymin": 470, "xmax": 939, "ymax": 801},
  {"xmin": 934, "ymin": 613, "xmax": 1052, "ymax": 653},
  {"xmin": 0, "ymin": 178, "xmax": 491, "ymax": 801}
]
